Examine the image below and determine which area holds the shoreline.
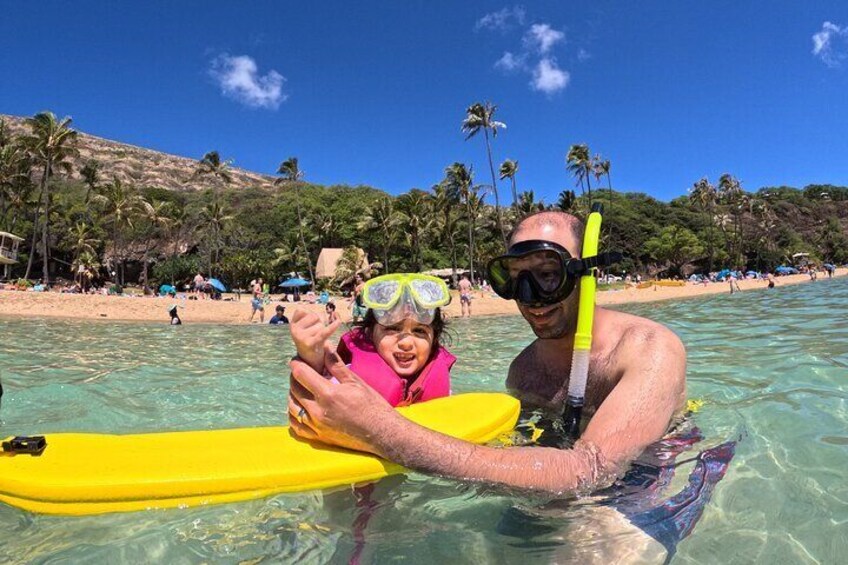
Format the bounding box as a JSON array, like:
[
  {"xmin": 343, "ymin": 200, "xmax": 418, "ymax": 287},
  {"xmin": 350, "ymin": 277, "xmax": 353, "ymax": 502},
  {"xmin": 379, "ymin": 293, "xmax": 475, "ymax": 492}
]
[{"xmin": 0, "ymin": 269, "xmax": 844, "ymax": 325}]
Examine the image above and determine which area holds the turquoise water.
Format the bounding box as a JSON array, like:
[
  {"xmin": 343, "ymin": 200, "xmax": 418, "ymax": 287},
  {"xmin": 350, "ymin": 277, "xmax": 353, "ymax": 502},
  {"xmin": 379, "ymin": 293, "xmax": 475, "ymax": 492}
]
[{"xmin": 1, "ymin": 278, "xmax": 846, "ymax": 563}]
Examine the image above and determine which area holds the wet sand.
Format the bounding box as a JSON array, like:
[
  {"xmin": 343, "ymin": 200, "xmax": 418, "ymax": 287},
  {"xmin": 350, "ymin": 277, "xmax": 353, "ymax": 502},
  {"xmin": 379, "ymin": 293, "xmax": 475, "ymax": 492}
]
[{"xmin": 1, "ymin": 269, "xmax": 843, "ymax": 325}]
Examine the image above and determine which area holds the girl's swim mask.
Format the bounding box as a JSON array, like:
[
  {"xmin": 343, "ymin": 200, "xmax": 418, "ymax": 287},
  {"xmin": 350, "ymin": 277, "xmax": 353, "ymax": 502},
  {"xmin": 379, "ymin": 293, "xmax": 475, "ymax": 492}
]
[
  {"xmin": 487, "ymin": 240, "xmax": 621, "ymax": 307},
  {"xmin": 362, "ymin": 274, "xmax": 451, "ymax": 326}
]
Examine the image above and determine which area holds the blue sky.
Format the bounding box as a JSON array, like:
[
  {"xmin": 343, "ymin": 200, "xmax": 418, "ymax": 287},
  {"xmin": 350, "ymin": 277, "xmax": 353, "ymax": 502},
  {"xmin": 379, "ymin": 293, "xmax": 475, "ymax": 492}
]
[{"xmin": 2, "ymin": 1, "xmax": 847, "ymax": 203}]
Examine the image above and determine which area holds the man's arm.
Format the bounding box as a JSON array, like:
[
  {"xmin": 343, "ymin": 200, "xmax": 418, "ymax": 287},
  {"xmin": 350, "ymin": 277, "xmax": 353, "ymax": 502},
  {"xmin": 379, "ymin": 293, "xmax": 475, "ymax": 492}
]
[{"xmin": 289, "ymin": 331, "xmax": 685, "ymax": 493}]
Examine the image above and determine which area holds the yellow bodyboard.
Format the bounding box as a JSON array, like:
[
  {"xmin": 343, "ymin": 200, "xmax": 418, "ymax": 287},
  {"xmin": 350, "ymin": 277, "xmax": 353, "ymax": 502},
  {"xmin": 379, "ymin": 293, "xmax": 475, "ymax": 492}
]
[{"xmin": 0, "ymin": 393, "xmax": 519, "ymax": 516}]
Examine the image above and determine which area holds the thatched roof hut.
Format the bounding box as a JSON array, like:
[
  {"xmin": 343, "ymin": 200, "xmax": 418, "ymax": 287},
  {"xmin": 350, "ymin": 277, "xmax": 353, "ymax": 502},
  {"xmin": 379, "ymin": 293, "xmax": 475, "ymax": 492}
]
[{"xmin": 315, "ymin": 247, "xmax": 369, "ymax": 279}]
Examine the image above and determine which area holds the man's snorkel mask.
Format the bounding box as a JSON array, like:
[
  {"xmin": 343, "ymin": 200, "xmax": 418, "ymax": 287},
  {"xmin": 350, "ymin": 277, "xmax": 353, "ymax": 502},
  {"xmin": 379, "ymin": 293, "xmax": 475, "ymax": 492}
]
[
  {"xmin": 487, "ymin": 240, "xmax": 622, "ymax": 307},
  {"xmin": 362, "ymin": 273, "xmax": 451, "ymax": 326}
]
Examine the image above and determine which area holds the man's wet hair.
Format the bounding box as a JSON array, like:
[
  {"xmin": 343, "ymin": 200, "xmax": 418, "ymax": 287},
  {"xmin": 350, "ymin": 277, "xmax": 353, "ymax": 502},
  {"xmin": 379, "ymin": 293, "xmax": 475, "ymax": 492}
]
[{"xmin": 508, "ymin": 210, "xmax": 584, "ymax": 250}]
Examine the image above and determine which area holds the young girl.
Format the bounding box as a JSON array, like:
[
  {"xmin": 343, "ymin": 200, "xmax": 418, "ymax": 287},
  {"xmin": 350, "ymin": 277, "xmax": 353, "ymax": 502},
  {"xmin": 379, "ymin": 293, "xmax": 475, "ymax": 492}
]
[{"xmin": 290, "ymin": 274, "xmax": 454, "ymax": 407}]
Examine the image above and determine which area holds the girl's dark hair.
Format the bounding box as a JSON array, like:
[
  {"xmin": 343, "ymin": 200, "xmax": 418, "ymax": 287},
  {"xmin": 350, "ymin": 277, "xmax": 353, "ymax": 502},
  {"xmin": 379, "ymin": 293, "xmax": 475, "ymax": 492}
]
[
  {"xmin": 326, "ymin": 302, "xmax": 336, "ymax": 311},
  {"xmin": 353, "ymin": 308, "xmax": 451, "ymax": 358}
]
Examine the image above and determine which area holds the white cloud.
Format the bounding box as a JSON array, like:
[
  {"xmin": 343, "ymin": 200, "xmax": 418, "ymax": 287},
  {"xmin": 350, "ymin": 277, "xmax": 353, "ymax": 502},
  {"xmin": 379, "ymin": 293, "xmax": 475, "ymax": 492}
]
[
  {"xmin": 494, "ymin": 51, "xmax": 527, "ymax": 72},
  {"xmin": 530, "ymin": 58, "xmax": 569, "ymax": 94},
  {"xmin": 475, "ymin": 6, "xmax": 526, "ymax": 32},
  {"xmin": 524, "ymin": 23, "xmax": 565, "ymax": 54},
  {"xmin": 209, "ymin": 54, "xmax": 286, "ymax": 109},
  {"xmin": 577, "ymin": 48, "xmax": 591, "ymax": 62},
  {"xmin": 812, "ymin": 21, "xmax": 848, "ymax": 67}
]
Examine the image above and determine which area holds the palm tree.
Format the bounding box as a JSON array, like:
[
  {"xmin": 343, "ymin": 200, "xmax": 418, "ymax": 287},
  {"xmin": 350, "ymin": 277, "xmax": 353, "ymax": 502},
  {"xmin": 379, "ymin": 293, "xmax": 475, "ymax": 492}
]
[
  {"xmin": 556, "ymin": 189, "xmax": 577, "ymax": 213},
  {"xmin": 499, "ymin": 159, "xmax": 519, "ymax": 216},
  {"xmin": 199, "ymin": 200, "xmax": 234, "ymax": 277},
  {"xmin": 465, "ymin": 185, "xmax": 489, "ymax": 281},
  {"xmin": 718, "ymin": 174, "xmax": 745, "ymax": 268},
  {"xmin": 22, "ymin": 112, "xmax": 79, "ymax": 283},
  {"xmin": 445, "ymin": 163, "xmax": 477, "ymax": 282},
  {"xmin": 0, "ymin": 136, "xmax": 32, "ymax": 234},
  {"xmin": 594, "ymin": 157, "xmax": 613, "ymax": 214},
  {"xmin": 138, "ymin": 198, "xmax": 172, "ymax": 289},
  {"xmin": 566, "ymin": 144, "xmax": 593, "ymax": 206},
  {"xmin": 358, "ymin": 197, "xmax": 401, "ymax": 271},
  {"xmin": 432, "ymin": 179, "xmax": 461, "ymax": 285},
  {"xmin": 91, "ymin": 178, "xmax": 143, "ymax": 284},
  {"xmin": 276, "ymin": 157, "xmax": 314, "ymax": 283},
  {"xmin": 462, "ymin": 102, "xmax": 507, "ymax": 245},
  {"xmin": 194, "ymin": 151, "xmax": 233, "ymax": 192},
  {"xmin": 517, "ymin": 190, "xmax": 544, "ymax": 218},
  {"xmin": 67, "ymin": 222, "xmax": 100, "ymax": 286},
  {"xmin": 396, "ymin": 189, "xmax": 434, "ymax": 272},
  {"xmin": 80, "ymin": 160, "xmax": 101, "ymax": 206},
  {"xmin": 689, "ymin": 178, "xmax": 718, "ymax": 272}
]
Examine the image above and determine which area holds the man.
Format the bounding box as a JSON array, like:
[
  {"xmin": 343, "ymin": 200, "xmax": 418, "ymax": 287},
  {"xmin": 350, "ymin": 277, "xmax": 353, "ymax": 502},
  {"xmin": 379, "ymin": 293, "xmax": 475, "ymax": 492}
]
[
  {"xmin": 289, "ymin": 211, "xmax": 686, "ymax": 494},
  {"xmin": 269, "ymin": 305, "xmax": 289, "ymax": 325},
  {"xmin": 350, "ymin": 275, "xmax": 367, "ymax": 322},
  {"xmin": 249, "ymin": 278, "xmax": 265, "ymax": 323},
  {"xmin": 193, "ymin": 272, "xmax": 205, "ymax": 300},
  {"xmin": 458, "ymin": 274, "xmax": 473, "ymax": 318}
]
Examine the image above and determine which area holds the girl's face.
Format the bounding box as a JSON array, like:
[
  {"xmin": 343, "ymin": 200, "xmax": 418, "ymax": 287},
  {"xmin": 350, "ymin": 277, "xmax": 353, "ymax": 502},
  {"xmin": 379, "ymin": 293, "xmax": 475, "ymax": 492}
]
[{"xmin": 371, "ymin": 318, "xmax": 434, "ymax": 378}]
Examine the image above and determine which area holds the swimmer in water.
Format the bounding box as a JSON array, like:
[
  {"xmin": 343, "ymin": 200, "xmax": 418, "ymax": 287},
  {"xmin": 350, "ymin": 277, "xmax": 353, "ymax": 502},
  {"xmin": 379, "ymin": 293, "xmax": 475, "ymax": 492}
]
[{"xmin": 168, "ymin": 305, "xmax": 181, "ymax": 325}]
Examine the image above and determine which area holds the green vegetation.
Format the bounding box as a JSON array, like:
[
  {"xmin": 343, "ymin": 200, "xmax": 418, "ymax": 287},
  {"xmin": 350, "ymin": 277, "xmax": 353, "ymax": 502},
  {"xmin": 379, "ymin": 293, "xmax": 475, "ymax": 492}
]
[{"xmin": 1, "ymin": 110, "xmax": 846, "ymax": 291}]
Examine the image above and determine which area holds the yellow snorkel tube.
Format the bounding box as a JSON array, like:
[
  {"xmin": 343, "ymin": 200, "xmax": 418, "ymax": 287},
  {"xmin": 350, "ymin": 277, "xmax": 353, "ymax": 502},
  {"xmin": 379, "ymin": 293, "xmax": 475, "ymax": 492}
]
[{"xmin": 563, "ymin": 203, "xmax": 604, "ymax": 440}]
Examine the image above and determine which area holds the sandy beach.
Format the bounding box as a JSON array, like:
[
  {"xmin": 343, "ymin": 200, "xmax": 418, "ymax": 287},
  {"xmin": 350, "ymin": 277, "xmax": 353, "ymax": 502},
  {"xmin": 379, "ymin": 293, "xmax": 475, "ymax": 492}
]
[{"xmin": 1, "ymin": 269, "xmax": 844, "ymax": 325}]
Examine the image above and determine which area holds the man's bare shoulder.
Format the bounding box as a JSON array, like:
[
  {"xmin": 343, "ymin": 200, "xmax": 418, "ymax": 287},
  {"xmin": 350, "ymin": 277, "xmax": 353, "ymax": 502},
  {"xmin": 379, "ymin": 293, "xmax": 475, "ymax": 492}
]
[{"xmin": 507, "ymin": 340, "xmax": 542, "ymax": 388}]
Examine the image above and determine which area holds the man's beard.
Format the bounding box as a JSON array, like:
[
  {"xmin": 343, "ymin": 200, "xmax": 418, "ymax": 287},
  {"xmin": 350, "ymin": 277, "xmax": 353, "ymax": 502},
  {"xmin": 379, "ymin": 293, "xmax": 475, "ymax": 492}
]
[{"xmin": 519, "ymin": 294, "xmax": 579, "ymax": 340}]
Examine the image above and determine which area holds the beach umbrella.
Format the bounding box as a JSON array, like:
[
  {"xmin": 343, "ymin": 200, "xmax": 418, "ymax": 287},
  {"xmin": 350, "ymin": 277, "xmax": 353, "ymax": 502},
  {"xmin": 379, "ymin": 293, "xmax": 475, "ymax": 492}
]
[
  {"xmin": 279, "ymin": 277, "xmax": 311, "ymax": 288},
  {"xmin": 824, "ymin": 263, "xmax": 835, "ymax": 270},
  {"xmin": 207, "ymin": 278, "xmax": 227, "ymax": 292}
]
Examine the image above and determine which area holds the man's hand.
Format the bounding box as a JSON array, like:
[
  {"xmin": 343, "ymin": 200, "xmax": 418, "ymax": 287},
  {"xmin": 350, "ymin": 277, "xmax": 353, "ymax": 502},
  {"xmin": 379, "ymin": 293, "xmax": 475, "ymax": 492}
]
[
  {"xmin": 288, "ymin": 342, "xmax": 397, "ymax": 454},
  {"xmin": 289, "ymin": 310, "xmax": 341, "ymax": 373}
]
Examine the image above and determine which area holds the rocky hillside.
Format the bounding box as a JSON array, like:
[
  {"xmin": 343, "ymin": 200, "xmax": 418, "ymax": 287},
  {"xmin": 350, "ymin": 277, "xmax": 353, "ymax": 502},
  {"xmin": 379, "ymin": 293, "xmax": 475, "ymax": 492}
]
[{"xmin": 1, "ymin": 114, "xmax": 276, "ymax": 192}]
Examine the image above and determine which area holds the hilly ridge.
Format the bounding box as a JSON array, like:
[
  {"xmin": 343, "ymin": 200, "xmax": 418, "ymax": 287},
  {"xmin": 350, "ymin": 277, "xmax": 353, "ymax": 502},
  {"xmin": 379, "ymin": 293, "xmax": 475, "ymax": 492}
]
[{"xmin": 1, "ymin": 114, "xmax": 277, "ymax": 192}]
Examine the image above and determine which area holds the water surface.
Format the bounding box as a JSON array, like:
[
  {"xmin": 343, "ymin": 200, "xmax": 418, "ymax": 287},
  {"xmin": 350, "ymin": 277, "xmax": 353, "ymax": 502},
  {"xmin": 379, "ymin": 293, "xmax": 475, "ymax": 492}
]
[{"xmin": 1, "ymin": 278, "xmax": 846, "ymax": 563}]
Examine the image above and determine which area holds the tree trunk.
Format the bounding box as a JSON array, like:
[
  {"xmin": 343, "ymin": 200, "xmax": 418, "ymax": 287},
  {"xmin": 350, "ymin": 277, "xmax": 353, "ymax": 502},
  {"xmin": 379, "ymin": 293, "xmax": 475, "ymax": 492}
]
[
  {"xmin": 294, "ymin": 189, "xmax": 314, "ymax": 282},
  {"xmin": 510, "ymin": 176, "xmax": 519, "ymax": 216},
  {"xmin": 40, "ymin": 161, "xmax": 52, "ymax": 284},
  {"xmin": 466, "ymin": 202, "xmax": 474, "ymax": 283},
  {"xmin": 483, "ymin": 128, "xmax": 507, "ymax": 246},
  {"xmin": 383, "ymin": 243, "xmax": 389, "ymax": 273},
  {"xmin": 24, "ymin": 211, "xmax": 38, "ymax": 280}
]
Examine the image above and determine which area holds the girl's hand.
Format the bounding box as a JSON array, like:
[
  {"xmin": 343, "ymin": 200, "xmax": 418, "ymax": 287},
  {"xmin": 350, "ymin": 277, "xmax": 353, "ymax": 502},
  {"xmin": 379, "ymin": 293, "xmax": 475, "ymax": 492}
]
[
  {"xmin": 288, "ymin": 341, "xmax": 397, "ymax": 455},
  {"xmin": 290, "ymin": 309, "xmax": 341, "ymax": 372}
]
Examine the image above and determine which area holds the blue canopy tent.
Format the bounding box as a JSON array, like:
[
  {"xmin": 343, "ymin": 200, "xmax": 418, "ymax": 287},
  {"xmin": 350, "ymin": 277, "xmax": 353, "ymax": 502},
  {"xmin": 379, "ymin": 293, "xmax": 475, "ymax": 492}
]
[
  {"xmin": 158, "ymin": 284, "xmax": 176, "ymax": 296},
  {"xmin": 775, "ymin": 266, "xmax": 798, "ymax": 275},
  {"xmin": 278, "ymin": 277, "xmax": 311, "ymax": 288},
  {"xmin": 207, "ymin": 278, "xmax": 227, "ymax": 292}
]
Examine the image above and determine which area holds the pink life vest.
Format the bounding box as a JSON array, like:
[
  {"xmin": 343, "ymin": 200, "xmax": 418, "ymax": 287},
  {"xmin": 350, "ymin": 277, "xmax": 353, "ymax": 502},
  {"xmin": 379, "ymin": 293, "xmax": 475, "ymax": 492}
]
[{"xmin": 337, "ymin": 328, "xmax": 455, "ymax": 407}]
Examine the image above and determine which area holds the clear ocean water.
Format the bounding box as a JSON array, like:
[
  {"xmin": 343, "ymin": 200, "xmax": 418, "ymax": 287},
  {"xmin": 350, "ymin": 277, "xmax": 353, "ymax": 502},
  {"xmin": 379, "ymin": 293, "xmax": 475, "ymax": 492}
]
[{"xmin": 1, "ymin": 278, "xmax": 846, "ymax": 564}]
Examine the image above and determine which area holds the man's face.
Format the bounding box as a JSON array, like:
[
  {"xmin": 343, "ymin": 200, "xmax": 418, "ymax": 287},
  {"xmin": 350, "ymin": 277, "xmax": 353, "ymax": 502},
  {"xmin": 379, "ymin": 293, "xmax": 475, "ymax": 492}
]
[{"xmin": 511, "ymin": 222, "xmax": 580, "ymax": 339}]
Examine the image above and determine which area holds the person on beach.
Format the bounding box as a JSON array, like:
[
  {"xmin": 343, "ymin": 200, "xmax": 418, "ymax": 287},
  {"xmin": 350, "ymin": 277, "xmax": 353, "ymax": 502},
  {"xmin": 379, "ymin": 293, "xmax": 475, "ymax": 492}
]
[
  {"xmin": 269, "ymin": 305, "xmax": 289, "ymax": 325},
  {"xmin": 168, "ymin": 305, "xmax": 182, "ymax": 325},
  {"xmin": 458, "ymin": 274, "xmax": 473, "ymax": 318},
  {"xmin": 325, "ymin": 302, "xmax": 340, "ymax": 325},
  {"xmin": 350, "ymin": 275, "xmax": 367, "ymax": 322},
  {"xmin": 249, "ymin": 278, "xmax": 265, "ymax": 323},
  {"xmin": 193, "ymin": 272, "xmax": 205, "ymax": 300},
  {"xmin": 729, "ymin": 273, "xmax": 741, "ymax": 294}
]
